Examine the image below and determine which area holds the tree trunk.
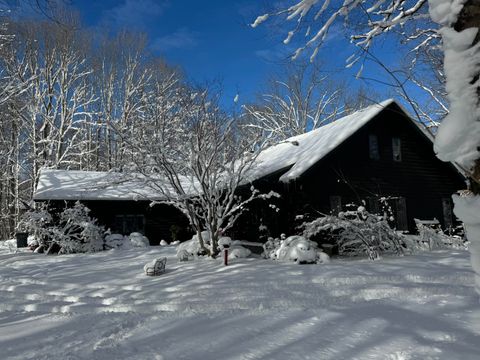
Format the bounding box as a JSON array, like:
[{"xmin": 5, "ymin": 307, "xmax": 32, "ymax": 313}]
[
  {"xmin": 196, "ymin": 229, "xmax": 210, "ymax": 256},
  {"xmin": 450, "ymin": 0, "xmax": 480, "ymax": 295},
  {"xmin": 210, "ymin": 232, "xmax": 219, "ymax": 258},
  {"xmin": 453, "ymin": 0, "xmax": 480, "ymax": 193}
]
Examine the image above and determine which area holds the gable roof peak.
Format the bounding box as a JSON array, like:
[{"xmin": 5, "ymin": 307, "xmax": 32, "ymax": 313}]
[{"xmin": 250, "ymin": 99, "xmax": 402, "ymax": 183}]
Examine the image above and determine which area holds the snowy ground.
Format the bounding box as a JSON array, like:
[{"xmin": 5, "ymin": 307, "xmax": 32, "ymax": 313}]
[{"xmin": 0, "ymin": 243, "xmax": 479, "ymax": 360}]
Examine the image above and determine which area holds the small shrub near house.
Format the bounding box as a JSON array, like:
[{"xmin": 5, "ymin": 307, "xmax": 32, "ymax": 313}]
[
  {"xmin": 262, "ymin": 235, "xmax": 330, "ymax": 264},
  {"xmin": 20, "ymin": 202, "xmax": 104, "ymax": 254},
  {"xmin": 413, "ymin": 219, "xmax": 465, "ymax": 251},
  {"xmin": 301, "ymin": 206, "xmax": 405, "ymax": 260},
  {"xmin": 300, "ymin": 206, "xmax": 466, "ymax": 260}
]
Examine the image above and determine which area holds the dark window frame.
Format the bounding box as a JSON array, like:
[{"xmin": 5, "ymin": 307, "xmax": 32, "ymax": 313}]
[
  {"xmin": 114, "ymin": 214, "xmax": 146, "ymax": 235},
  {"xmin": 392, "ymin": 137, "xmax": 402, "ymax": 162},
  {"xmin": 369, "ymin": 134, "xmax": 380, "ymax": 160}
]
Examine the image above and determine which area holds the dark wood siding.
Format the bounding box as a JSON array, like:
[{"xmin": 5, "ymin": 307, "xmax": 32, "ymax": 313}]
[
  {"xmin": 46, "ymin": 200, "xmax": 191, "ymax": 245},
  {"xmin": 234, "ymin": 103, "xmax": 466, "ymax": 240},
  {"xmin": 38, "ymin": 104, "xmax": 466, "ymax": 244}
]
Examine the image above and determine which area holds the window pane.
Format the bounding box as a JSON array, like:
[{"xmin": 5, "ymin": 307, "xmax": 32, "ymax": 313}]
[
  {"xmin": 392, "ymin": 137, "xmax": 402, "ymax": 162},
  {"xmin": 369, "ymin": 134, "xmax": 380, "ymax": 160}
]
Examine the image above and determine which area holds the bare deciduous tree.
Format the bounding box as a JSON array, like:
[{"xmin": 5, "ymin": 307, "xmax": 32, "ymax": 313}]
[
  {"xmin": 241, "ymin": 64, "xmax": 382, "ymax": 144},
  {"xmin": 123, "ymin": 85, "xmax": 278, "ymax": 257}
]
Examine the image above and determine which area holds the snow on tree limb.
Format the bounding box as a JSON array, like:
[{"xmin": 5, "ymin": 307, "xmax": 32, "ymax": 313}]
[
  {"xmin": 253, "ymin": 0, "xmax": 431, "ymax": 61},
  {"xmin": 433, "ymin": 26, "xmax": 480, "ymax": 168},
  {"xmin": 427, "ymin": 0, "xmax": 480, "ymax": 178}
]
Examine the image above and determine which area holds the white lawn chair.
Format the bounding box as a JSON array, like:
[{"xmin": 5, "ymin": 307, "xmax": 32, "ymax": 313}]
[{"xmin": 144, "ymin": 257, "xmax": 167, "ymax": 276}]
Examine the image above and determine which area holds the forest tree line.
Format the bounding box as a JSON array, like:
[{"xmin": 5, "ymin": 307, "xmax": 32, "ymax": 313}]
[{"xmin": 0, "ymin": 9, "xmax": 375, "ymax": 240}]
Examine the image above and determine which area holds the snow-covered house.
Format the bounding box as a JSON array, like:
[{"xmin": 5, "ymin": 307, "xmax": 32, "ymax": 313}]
[
  {"xmin": 232, "ymin": 99, "xmax": 465, "ymax": 239},
  {"xmin": 33, "ymin": 170, "xmax": 192, "ymax": 244},
  {"xmin": 34, "ymin": 100, "xmax": 465, "ymax": 243}
]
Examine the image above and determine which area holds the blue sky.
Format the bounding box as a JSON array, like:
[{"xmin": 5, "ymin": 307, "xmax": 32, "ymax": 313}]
[
  {"xmin": 68, "ymin": 1, "xmax": 283, "ymax": 104},
  {"xmin": 14, "ymin": 0, "xmax": 407, "ymax": 108},
  {"xmin": 67, "ymin": 0, "xmax": 399, "ymax": 106}
]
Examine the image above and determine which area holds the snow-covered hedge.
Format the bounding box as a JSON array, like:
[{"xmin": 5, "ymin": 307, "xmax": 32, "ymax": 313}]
[
  {"xmin": 302, "ymin": 207, "xmax": 405, "ymax": 260},
  {"xmin": 263, "ymin": 235, "xmax": 330, "ymax": 264}
]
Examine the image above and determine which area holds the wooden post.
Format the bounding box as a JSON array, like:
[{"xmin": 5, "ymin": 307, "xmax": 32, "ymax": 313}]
[{"xmin": 224, "ymin": 248, "xmax": 228, "ymax": 266}]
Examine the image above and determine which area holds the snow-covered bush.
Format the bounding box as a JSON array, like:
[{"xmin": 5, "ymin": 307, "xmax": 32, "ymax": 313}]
[
  {"xmin": 302, "ymin": 207, "xmax": 405, "ymax": 260},
  {"xmin": 52, "ymin": 202, "xmax": 104, "ymax": 253},
  {"xmin": 26, "ymin": 235, "xmax": 40, "ymax": 250},
  {"xmin": 159, "ymin": 240, "xmax": 169, "ymax": 246},
  {"xmin": 262, "ymin": 237, "xmax": 282, "ymax": 259},
  {"xmin": 129, "ymin": 232, "xmax": 150, "ymax": 248},
  {"xmin": 227, "ymin": 245, "xmax": 251, "ymax": 259},
  {"xmin": 263, "ymin": 235, "xmax": 329, "ymax": 264},
  {"xmin": 414, "ymin": 219, "xmax": 465, "ymax": 251},
  {"xmin": 104, "ymin": 233, "xmax": 127, "ymax": 249},
  {"xmin": 20, "ymin": 202, "xmax": 104, "ymax": 254},
  {"xmin": 176, "ymin": 231, "xmax": 250, "ymax": 261},
  {"xmin": 176, "ymin": 238, "xmax": 203, "ymax": 261},
  {"xmin": 104, "ymin": 233, "xmax": 150, "ymax": 249},
  {"xmin": 18, "ymin": 203, "xmax": 53, "ymax": 245},
  {"xmin": 0, "ymin": 239, "xmax": 17, "ymax": 252},
  {"xmin": 176, "ymin": 230, "xmax": 211, "ymax": 260}
]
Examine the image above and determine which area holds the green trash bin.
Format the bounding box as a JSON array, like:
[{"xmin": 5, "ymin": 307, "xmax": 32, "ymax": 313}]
[{"xmin": 16, "ymin": 232, "xmax": 28, "ymax": 248}]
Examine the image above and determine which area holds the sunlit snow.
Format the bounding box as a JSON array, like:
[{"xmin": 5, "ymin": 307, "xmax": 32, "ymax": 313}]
[{"xmin": 1, "ymin": 244, "xmax": 479, "ymax": 359}]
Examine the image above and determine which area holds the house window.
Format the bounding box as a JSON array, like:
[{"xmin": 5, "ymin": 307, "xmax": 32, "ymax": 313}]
[
  {"xmin": 369, "ymin": 134, "xmax": 380, "ymax": 160},
  {"xmin": 392, "ymin": 137, "xmax": 402, "ymax": 162},
  {"xmin": 114, "ymin": 214, "xmax": 145, "ymax": 235},
  {"xmin": 372, "ymin": 196, "xmax": 408, "ymax": 230}
]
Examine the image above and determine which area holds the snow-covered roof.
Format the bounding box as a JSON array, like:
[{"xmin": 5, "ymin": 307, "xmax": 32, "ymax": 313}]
[
  {"xmin": 33, "ymin": 169, "xmax": 189, "ymax": 201},
  {"xmin": 251, "ymin": 99, "xmax": 404, "ymax": 182},
  {"xmin": 34, "ymin": 99, "xmax": 435, "ymax": 201}
]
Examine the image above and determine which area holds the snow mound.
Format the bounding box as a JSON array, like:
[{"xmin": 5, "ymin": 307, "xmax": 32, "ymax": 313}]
[
  {"xmin": 176, "ymin": 239, "xmax": 202, "ymax": 261},
  {"xmin": 27, "ymin": 235, "xmax": 39, "ymax": 247},
  {"xmin": 228, "ymin": 245, "xmax": 251, "ymax": 259},
  {"xmin": 262, "ymin": 237, "xmax": 282, "ymax": 259},
  {"xmin": 160, "ymin": 240, "xmax": 169, "ymax": 246},
  {"xmin": 175, "ymin": 232, "xmax": 251, "ymax": 260},
  {"xmin": 129, "ymin": 232, "xmax": 150, "ymax": 248},
  {"xmin": 0, "ymin": 239, "xmax": 17, "ymax": 250},
  {"xmin": 104, "ymin": 234, "xmax": 127, "ymax": 249},
  {"xmin": 104, "ymin": 233, "xmax": 150, "ymax": 249},
  {"xmin": 274, "ymin": 236, "xmax": 330, "ymax": 264},
  {"xmin": 453, "ymin": 194, "xmax": 480, "ymax": 295}
]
